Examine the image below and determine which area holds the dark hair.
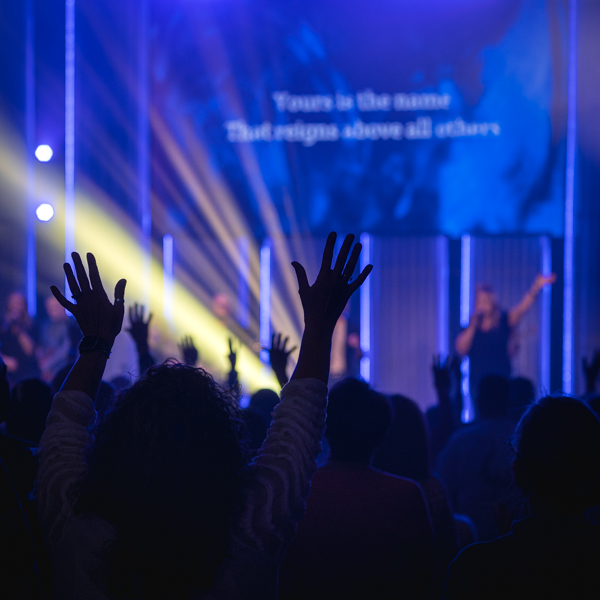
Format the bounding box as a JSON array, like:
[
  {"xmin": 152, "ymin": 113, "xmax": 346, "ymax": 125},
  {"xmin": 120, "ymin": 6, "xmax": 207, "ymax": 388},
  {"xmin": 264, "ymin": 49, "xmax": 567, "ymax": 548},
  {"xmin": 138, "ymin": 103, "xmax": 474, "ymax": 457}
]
[
  {"xmin": 372, "ymin": 395, "xmax": 430, "ymax": 481},
  {"xmin": 512, "ymin": 395, "xmax": 600, "ymax": 512},
  {"xmin": 242, "ymin": 388, "xmax": 280, "ymax": 452},
  {"xmin": 326, "ymin": 378, "xmax": 392, "ymax": 463},
  {"xmin": 476, "ymin": 375, "xmax": 510, "ymax": 419},
  {"xmin": 9, "ymin": 378, "xmax": 53, "ymax": 444},
  {"xmin": 73, "ymin": 362, "xmax": 248, "ymax": 599}
]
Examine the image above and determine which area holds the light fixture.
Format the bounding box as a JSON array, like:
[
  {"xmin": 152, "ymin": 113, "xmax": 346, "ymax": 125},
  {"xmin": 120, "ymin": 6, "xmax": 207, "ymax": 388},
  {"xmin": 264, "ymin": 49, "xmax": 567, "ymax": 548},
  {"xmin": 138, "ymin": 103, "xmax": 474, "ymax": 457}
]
[
  {"xmin": 36, "ymin": 203, "xmax": 55, "ymax": 221},
  {"xmin": 35, "ymin": 144, "xmax": 53, "ymax": 162}
]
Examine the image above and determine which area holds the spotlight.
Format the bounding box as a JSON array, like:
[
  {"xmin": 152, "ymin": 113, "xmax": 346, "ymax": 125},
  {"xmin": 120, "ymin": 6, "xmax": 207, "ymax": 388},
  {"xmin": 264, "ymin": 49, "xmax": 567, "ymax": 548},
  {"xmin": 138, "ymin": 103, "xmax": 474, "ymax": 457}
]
[
  {"xmin": 36, "ymin": 203, "xmax": 55, "ymax": 222},
  {"xmin": 35, "ymin": 144, "xmax": 53, "ymax": 162}
]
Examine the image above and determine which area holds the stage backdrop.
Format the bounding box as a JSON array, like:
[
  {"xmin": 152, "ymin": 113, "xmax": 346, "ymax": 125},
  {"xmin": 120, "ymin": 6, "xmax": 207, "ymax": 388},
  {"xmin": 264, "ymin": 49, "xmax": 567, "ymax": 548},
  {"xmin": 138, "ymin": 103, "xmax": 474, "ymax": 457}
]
[{"xmin": 150, "ymin": 0, "xmax": 567, "ymax": 239}]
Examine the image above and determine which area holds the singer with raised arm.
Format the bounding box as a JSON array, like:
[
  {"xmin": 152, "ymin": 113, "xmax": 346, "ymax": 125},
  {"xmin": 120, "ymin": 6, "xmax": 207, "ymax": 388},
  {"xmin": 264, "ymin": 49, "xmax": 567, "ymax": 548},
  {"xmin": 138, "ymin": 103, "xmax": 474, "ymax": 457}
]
[{"xmin": 455, "ymin": 273, "xmax": 556, "ymax": 401}]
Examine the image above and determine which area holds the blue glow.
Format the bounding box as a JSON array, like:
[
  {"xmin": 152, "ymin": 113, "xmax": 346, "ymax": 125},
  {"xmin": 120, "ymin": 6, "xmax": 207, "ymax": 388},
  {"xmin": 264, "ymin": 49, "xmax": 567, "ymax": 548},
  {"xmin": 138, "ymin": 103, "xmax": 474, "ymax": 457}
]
[
  {"xmin": 26, "ymin": 0, "xmax": 36, "ymax": 317},
  {"xmin": 460, "ymin": 234, "xmax": 471, "ymax": 328},
  {"xmin": 436, "ymin": 236, "xmax": 449, "ymax": 357},
  {"xmin": 35, "ymin": 144, "xmax": 53, "ymax": 162},
  {"xmin": 138, "ymin": 0, "xmax": 152, "ymax": 307},
  {"xmin": 539, "ymin": 236, "xmax": 551, "ymax": 395},
  {"xmin": 259, "ymin": 240, "xmax": 271, "ymax": 364},
  {"xmin": 359, "ymin": 233, "xmax": 371, "ymax": 382},
  {"xmin": 36, "ymin": 203, "xmax": 55, "ymax": 222},
  {"xmin": 163, "ymin": 234, "xmax": 174, "ymax": 324},
  {"xmin": 64, "ymin": 0, "xmax": 76, "ymax": 298},
  {"xmin": 237, "ymin": 237, "xmax": 251, "ymax": 329},
  {"xmin": 562, "ymin": 0, "xmax": 577, "ymax": 394},
  {"xmin": 460, "ymin": 234, "xmax": 473, "ymax": 421}
]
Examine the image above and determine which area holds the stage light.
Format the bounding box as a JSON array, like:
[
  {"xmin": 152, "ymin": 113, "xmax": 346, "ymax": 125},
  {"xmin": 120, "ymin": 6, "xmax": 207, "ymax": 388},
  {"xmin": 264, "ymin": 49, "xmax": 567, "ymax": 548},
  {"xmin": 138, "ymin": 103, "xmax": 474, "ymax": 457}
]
[
  {"xmin": 35, "ymin": 144, "xmax": 53, "ymax": 162},
  {"xmin": 36, "ymin": 203, "xmax": 55, "ymax": 221}
]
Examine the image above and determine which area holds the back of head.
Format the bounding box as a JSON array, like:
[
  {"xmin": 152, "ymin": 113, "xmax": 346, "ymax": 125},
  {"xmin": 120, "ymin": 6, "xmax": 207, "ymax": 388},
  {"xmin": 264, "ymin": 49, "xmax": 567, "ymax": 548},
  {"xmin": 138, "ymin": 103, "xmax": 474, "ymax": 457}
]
[
  {"xmin": 74, "ymin": 362, "xmax": 248, "ymax": 599},
  {"xmin": 372, "ymin": 395, "xmax": 430, "ymax": 481},
  {"xmin": 248, "ymin": 388, "xmax": 280, "ymax": 421},
  {"xmin": 9, "ymin": 378, "xmax": 53, "ymax": 444},
  {"xmin": 513, "ymin": 395, "xmax": 600, "ymax": 513},
  {"xmin": 476, "ymin": 375, "xmax": 510, "ymax": 419},
  {"xmin": 243, "ymin": 388, "xmax": 280, "ymax": 451},
  {"xmin": 326, "ymin": 378, "xmax": 392, "ymax": 463}
]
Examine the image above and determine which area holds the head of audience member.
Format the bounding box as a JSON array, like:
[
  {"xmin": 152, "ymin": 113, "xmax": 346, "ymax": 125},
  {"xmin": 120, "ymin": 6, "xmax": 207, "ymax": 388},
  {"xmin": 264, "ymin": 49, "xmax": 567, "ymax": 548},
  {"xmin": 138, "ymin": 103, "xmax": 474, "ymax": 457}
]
[
  {"xmin": 8, "ymin": 378, "xmax": 53, "ymax": 444},
  {"xmin": 4, "ymin": 291, "xmax": 30, "ymax": 328},
  {"xmin": 44, "ymin": 295, "xmax": 68, "ymax": 322},
  {"xmin": 242, "ymin": 388, "xmax": 280, "ymax": 451},
  {"xmin": 248, "ymin": 388, "xmax": 279, "ymax": 422},
  {"xmin": 73, "ymin": 361, "xmax": 248, "ymax": 598},
  {"xmin": 509, "ymin": 377, "xmax": 535, "ymax": 422},
  {"xmin": 474, "ymin": 283, "xmax": 499, "ymax": 318},
  {"xmin": 512, "ymin": 395, "xmax": 600, "ymax": 517},
  {"xmin": 326, "ymin": 378, "xmax": 392, "ymax": 465},
  {"xmin": 476, "ymin": 374, "xmax": 510, "ymax": 420},
  {"xmin": 372, "ymin": 394, "xmax": 430, "ymax": 481}
]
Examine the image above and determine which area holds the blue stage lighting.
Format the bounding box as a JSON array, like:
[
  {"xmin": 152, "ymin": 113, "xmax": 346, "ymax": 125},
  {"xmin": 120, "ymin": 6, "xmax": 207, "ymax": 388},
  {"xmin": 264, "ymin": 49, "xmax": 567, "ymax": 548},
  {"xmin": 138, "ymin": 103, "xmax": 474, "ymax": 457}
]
[
  {"xmin": 36, "ymin": 203, "xmax": 55, "ymax": 221},
  {"xmin": 35, "ymin": 144, "xmax": 53, "ymax": 162}
]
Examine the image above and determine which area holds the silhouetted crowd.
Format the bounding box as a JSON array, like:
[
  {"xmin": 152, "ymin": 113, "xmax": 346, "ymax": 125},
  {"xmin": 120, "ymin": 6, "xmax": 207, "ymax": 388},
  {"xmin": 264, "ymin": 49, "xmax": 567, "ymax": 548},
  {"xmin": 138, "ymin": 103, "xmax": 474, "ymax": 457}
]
[{"xmin": 1, "ymin": 236, "xmax": 600, "ymax": 599}]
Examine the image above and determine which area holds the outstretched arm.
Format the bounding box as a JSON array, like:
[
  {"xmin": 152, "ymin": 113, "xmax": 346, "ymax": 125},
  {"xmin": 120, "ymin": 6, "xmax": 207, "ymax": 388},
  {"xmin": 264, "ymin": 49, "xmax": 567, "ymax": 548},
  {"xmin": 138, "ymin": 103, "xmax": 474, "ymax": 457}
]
[
  {"xmin": 508, "ymin": 273, "xmax": 556, "ymax": 328},
  {"xmin": 52, "ymin": 253, "xmax": 127, "ymax": 397},
  {"xmin": 291, "ymin": 232, "xmax": 372, "ymax": 383},
  {"xmin": 238, "ymin": 233, "xmax": 372, "ymax": 561},
  {"xmin": 38, "ymin": 253, "xmax": 126, "ymax": 546}
]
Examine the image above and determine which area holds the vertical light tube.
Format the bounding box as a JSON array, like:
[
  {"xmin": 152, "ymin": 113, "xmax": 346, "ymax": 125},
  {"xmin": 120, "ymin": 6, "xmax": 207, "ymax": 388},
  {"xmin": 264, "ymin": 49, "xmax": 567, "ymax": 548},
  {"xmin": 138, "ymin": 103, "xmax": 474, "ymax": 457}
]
[
  {"xmin": 460, "ymin": 234, "xmax": 473, "ymax": 422},
  {"xmin": 539, "ymin": 236, "xmax": 552, "ymax": 395},
  {"xmin": 259, "ymin": 240, "xmax": 271, "ymax": 364},
  {"xmin": 25, "ymin": 0, "xmax": 36, "ymax": 317},
  {"xmin": 436, "ymin": 236, "xmax": 449, "ymax": 358},
  {"xmin": 162, "ymin": 234, "xmax": 174, "ymax": 325},
  {"xmin": 138, "ymin": 0, "xmax": 152, "ymax": 306},
  {"xmin": 237, "ymin": 237, "xmax": 250, "ymax": 329},
  {"xmin": 65, "ymin": 0, "xmax": 76, "ymax": 292},
  {"xmin": 563, "ymin": 0, "xmax": 577, "ymax": 394},
  {"xmin": 359, "ymin": 233, "xmax": 371, "ymax": 382}
]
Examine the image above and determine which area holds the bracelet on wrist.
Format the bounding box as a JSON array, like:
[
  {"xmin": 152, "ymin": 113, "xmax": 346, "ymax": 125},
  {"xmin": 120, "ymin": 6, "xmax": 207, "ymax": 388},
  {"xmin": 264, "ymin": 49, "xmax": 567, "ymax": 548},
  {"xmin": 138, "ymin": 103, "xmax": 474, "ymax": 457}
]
[{"xmin": 79, "ymin": 335, "xmax": 113, "ymax": 359}]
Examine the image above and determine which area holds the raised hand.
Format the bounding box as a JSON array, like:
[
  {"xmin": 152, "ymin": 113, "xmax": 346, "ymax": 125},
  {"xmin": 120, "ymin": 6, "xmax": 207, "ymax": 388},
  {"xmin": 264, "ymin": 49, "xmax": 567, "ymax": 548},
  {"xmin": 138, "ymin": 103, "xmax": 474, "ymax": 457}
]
[
  {"xmin": 292, "ymin": 232, "xmax": 372, "ymax": 337},
  {"xmin": 50, "ymin": 252, "xmax": 126, "ymax": 348},
  {"xmin": 291, "ymin": 233, "xmax": 372, "ymax": 383},
  {"xmin": 127, "ymin": 303, "xmax": 152, "ymax": 349},
  {"xmin": 268, "ymin": 332, "xmax": 297, "ymax": 387},
  {"xmin": 227, "ymin": 337, "xmax": 238, "ymax": 371},
  {"xmin": 532, "ymin": 272, "xmax": 557, "ymax": 294},
  {"xmin": 583, "ymin": 350, "xmax": 600, "ymax": 394},
  {"xmin": 179, "ymin": 335, "xmax": 199, "ymax": 366}
]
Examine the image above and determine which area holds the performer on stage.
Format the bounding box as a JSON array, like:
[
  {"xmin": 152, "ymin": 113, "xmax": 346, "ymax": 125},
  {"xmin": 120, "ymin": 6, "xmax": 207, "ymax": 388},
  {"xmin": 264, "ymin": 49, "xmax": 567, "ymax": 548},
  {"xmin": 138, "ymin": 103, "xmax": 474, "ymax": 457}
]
[{"xmin": 455, "ymin": 273, "xmax": 556, "ymax": 399}]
